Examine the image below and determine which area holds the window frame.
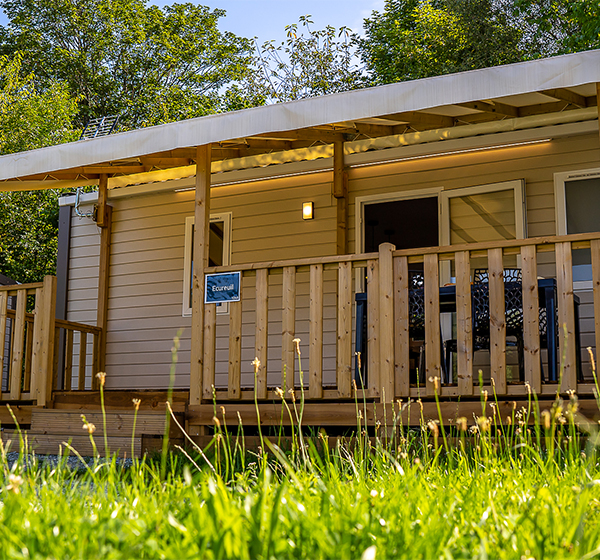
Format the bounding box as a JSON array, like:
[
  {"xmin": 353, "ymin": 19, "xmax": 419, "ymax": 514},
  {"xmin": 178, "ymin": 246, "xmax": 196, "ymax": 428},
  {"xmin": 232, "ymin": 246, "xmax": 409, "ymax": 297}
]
[
  {"xmin": 439, "ymin": 179, "xmax": 527, "ymax": 246},
  {"xmin": 554, "ymin": 167, "xmax": 600, "ymax": 291},
  {"xmin": 182, "ymin": 212, "xmax": 232, "ymax": 317}
]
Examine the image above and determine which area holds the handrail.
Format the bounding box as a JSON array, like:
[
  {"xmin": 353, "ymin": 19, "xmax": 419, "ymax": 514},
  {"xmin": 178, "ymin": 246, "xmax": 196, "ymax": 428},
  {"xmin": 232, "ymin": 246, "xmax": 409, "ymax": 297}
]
[
  {"xmin": 0, "ymin": 281, "xmax": 43, "ymax": 292},
  {"xmin": 55, "ymin": 318, "xmax": 102, "ymax": 334},
  {"xmin": 203, "ymin": 232, "xmax": 600, "ymax": 275}
]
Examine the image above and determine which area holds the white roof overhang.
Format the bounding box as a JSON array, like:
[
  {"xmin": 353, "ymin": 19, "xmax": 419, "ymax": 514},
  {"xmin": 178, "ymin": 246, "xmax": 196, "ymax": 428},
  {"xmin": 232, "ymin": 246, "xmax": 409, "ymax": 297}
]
[{"xmin": 1, "ymin": 49, "xmax": 599, "ymax": 190}]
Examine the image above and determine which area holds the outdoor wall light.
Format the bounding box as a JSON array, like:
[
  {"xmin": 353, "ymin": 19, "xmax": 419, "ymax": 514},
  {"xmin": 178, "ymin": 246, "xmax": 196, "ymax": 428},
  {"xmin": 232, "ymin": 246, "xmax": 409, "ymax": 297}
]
[{"xmin": 302, "ymin": 201, "xmax": 314, "ymax": 220}]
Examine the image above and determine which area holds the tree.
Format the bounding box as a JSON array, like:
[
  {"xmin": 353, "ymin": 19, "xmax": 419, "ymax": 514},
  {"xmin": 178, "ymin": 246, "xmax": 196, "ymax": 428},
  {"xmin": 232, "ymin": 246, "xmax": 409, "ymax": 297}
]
[
  {"xmin": 359, "ymin": 0, "xmax": 527, "ymax": 84},
  {"xmin": 249, "ymin": 16, "xmax": 365, "ymax": 103},
  {"xmin": 0, "ymin": 53, "xmax": 79, "ymax": 283},
  {"xmin": 0, "ymin": 0, "xmax": 259, "ymax": 129},
  {"xmin": 513, "ymin": 0, "xmax": 600, "ymax": 56}
]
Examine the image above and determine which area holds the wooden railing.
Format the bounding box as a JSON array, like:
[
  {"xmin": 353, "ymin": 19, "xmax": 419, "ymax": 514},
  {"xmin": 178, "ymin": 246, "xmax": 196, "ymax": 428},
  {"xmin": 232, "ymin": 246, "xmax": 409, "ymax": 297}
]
[
  {"xmin": 0, "ymin": 276, "xmax": 102, "ymax": 406},
  {"xmin": 202, "ymin": 232, "xmax": 600, "ymax": 402}
]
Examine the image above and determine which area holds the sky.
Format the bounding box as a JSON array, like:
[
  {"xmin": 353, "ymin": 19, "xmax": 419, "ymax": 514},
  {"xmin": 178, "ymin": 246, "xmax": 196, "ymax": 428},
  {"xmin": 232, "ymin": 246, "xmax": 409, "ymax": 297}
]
[{"xmin": 0, "ymin": 0, "xmax": 385, "ymax": 43}]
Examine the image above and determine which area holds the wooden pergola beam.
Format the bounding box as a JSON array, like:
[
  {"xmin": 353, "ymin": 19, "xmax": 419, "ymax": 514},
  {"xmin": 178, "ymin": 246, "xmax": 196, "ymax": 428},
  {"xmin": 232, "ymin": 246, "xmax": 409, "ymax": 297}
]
[
  {"xmin": 542, "ymin": 88, "xmax": 588, "ymax": 108},
  {"xmin": 333, "ymin": 141, "xmax": 348, "ymax": 255},
  {"xmin": 381, "ymin": 111, "xmax": 455, "ymax": 130},
  {"xmin": 457, "ymin": 100, "xmax": 520, "ymax": 118}
]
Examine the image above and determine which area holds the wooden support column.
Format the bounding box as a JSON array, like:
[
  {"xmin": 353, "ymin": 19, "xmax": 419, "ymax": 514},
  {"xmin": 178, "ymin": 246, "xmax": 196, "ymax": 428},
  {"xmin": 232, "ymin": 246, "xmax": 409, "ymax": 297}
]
[
  {"xmin": 333, "ymin": 141, "xmax": 348, "ymax": 255},
  {"xmin": 96, "ymin": 174, "xmax": 111, "ymax": 381},
  {"xmin": 190, "ymin": 145, "xmax": 212, "ymax": 406},
  {"xmin": 597, "ymin": 83, "xmax": 600, "ymax": 146}
]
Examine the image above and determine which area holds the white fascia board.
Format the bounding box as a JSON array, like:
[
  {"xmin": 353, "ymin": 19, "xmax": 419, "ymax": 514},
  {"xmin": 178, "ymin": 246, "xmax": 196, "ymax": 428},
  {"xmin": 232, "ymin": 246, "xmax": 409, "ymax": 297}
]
[{"xmin": 1, "ymin": 50, "xmax": 599, "ymax": 182}]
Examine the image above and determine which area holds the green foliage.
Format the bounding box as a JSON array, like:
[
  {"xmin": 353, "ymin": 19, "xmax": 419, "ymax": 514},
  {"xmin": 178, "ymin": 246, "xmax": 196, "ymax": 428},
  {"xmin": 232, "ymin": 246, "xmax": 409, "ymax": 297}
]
[
  {"xmin": 250, "ymin": 16, "xmax": 365, "ymax": 103},
  {"xmin": 514, "ymin": 0, "xmax": 600, "ymax": 56},
  {"xmin": 0, "ymin": 0, "xmax": 260, "ymax": 128},
  {"xmin": 359, "ymin": 0, "xmax": 527, "ymax": 84},
  {"xmin": 0, "ymin": 53, "xmax": 78, "ymax": 283}
]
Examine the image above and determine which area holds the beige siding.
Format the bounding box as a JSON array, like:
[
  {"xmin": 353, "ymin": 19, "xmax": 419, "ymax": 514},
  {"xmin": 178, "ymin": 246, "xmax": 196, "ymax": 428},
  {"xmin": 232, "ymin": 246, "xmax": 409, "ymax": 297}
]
[{"xmin": 66, "ymin": 131, "xmax": 600, "ymax": 389}]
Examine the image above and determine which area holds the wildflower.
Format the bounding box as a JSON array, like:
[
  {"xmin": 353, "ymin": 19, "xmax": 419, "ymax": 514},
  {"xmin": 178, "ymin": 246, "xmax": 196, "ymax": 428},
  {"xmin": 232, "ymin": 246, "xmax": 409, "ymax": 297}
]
[
  {"xmin": 428, "ymin": 376, "xmax": 439, "ymax": 392},
  {"xmin": 289, "ymin": 388, "xmax": 296, "ymax": 402},
  {"xmin": 220, "ymin": 406, "xmax": 226, "ymax": 416},
  {"xmin": 587, "ymin": 347, "xmax": 596, "ymax": 373},
  {"xmin": 457, "ymin": 417, "xmax": 468, "ymax": 432},
  {"xmin": 506, "ymin": 416, "xmax": 512, "ymax": 426},
  {"xmin": 132, "ymin": 398, "xmax": 141, "ymax": 411},
  {"xmin": 427, "ymin": 420, "xmax": 439, "ymax": 438},
  {"xmin": 476, "ymin": 416, "xmax": 490, "ymax": 432},
  {"xmin": 355, "ymin": 351, "xmax": 362, "ymax": 371},
  {"xmin": 541, "ymin": 410, "xmax": 551, "ymax": 430},
  {"xmin": 251, "ymin": 358, "xmax": 260, "ymax": 374},
  {"xmin": 482, "ymin": 390, "xmax": 488, "ymax": 403},
  {"xmin": 84, "ymin": 422, "xmax": 96, "ymax": 435},
  {"xmin": 6, "ymin": 474, "xmax": 23, "ymax": 494},
  {"xmin": 275, "ymin": 387, "xmax": 284, "ymax": 398},
  {"xmin": 292, "ymin": 338, "xmax": 301, "ymax": 356},
  {"xmin": 213, "ymin": 416, "xmax": 221, "ymax": 429},
  {"xmin": 96, "ymin": 371, "xmax": 106, "ymax": 387}
]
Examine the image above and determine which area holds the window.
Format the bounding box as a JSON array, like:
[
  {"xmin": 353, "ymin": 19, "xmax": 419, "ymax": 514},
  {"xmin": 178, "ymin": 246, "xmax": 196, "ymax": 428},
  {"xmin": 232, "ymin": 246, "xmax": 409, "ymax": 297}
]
[
  {"xmin": 182, "ymin": 212, "xmax": 232, "ymax": 316},
  {"xmin": 555, "ymin": 168, "xmax": 600, "ymax": 289}
]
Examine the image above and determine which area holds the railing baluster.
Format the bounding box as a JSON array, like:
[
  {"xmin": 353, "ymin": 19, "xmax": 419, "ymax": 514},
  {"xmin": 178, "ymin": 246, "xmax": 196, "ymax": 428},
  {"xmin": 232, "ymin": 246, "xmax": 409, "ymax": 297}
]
[
  {"xmin": 378, "ymin": 243, "xmax": 395, "ymax": 402},
  {"xmin": 366, "ymin": 259, "xmax": 380, "ymax": 397},
  {"xmin": 394, "ymin": 256, "xmax": 410, "ymax": 397},
  {"xmin": 488, "ymin": 248, "xmax": 507, "ymax": 394},
  {"xmin": 202, "ymin": 303, "xmax": 216, "ymax": 400},
  {"xmin": 521, "ymin": 245, "xmax": 541, "ymax": 393},
  {"xmin": 78, "ymin": 331, "xmax": 87, "ymax": 390},
  {"xmin": 29, "ymin": 288, "xmax": 44, "ymax": 397},
  {"xmin": 0, "ymin": 292, "xmax": 7, "ymax": 382},
  {"xmin": 255, "ymin": 268, "xmax": 268, "ymax": 399},
  {"xmin": 455, "ymin": 251, "xmax": 473, "ymax": 395},
  {"xmin": 556, "ymin": 242, "xmax": 577, "ymax": 392},
  {"xmin": 309, "ymin": 264, "xmax": 324, "ymax": 399},
  {"xmin": 9, "ymin": 290, "xmax": 26, "ymax": 400},
  {"xmin": 592, "ymin": 239, "xmax": 600, "ymax": 366},
  {"xmin": 281, "ymin": 266, "xmax": 296, "ymax": 394},
  {"xmin": 92, "ymin": 331, "xmax": 99, "ymax": 378},
  {"xmin": 64, "ymin": 329, "xmax": 74, "ymax": 391},
  {"xmin": 424, "ymin": 253, "xmax": 441, "ymax": 396},
  {"xmin": 228, "ymin": 300, "xmax": 242, "ymax": 400},
  {"xmin": 23, "ymin": 316, "xmax": 34, "ymax": 392},
  {"xmin": 337, "ymin": 261, "xmax": 352, "ymax": 398}
]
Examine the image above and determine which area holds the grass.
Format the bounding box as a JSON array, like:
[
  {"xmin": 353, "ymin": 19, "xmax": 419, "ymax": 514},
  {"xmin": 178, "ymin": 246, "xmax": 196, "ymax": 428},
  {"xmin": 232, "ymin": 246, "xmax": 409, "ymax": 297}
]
[{"xmin": 2, "ymin": 346, "xmax": 600, "ymax": 558}]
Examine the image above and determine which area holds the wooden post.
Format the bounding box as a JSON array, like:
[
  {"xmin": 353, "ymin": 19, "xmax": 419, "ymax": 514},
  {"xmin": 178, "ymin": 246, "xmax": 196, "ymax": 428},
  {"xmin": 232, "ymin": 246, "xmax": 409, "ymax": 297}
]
[
  {"xmin": 556, "ymin": 242, "xmax": 577, "ymax": 392},
  {"xmin": 36, "ymin": 276, "xmax": 57, "ymax": 407},
  {"xmin": 366, "ymin": 259, "xmax": 380, "ymax": 396},
  {"xmin": 309, "ymin": 264, "xmax": 324, "ymax": 399},
  {"xmin": 488, "ymin": 248, "xmax": 507, "ymax": 395},
  {"xmin": 202, "ymin": 304, "xmax": 216, "ymax": 400},
  {"xmin": 96, "ymin": 174, "xmax": 112, "ymax": 379},
  {"xmin": 455, "ymin": 251, "xmax": 473, "ymax": 395},
  {"xmin": 378, "ymin": 243, "xmax": 395, "ymax": 402},
  {"xmin": 228, "ymin": 301, "xmax": 242, "ymax": 400},
  {"xmin": 337, "ymin": 261, "xmax": 352, "ymax": 398},
  {"xmin": 255, "ymin": 268, "xmax": 269, "ymax": 399},
  {"xmin": 333, "ymin": 141, "xmax": 348, "ymax": 255},
  {"xmin": 281, "ymin": 266, "xmax": 296, "ymax": 393},
  {"xmin": 9, "ymin": 289, "xmax": 26, "ymax": 400},
  {"xmin": 521, "ymin": 245, "xmax": 541, "ymax": 393},
  {"xmin": 424, "ymin": 254, "xmax": 441, "ymax": 396},
  {"xmin": 394, "ymin": 256, "xmax": 410, "ymax": 397},
  {"xmin": 591, "ymin": 239, "xmax": 600, "ymax": 365},
  {"xmin": 190, "ymin": 144, "xmax": 212, "ymax": 405}
]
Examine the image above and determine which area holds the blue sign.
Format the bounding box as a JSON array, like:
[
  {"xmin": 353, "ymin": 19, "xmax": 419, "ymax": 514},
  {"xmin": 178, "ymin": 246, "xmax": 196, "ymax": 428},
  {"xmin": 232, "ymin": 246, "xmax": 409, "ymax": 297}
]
[{"xmin": 204, "ymin": 272, "xmax": 241, "ymax": 304}]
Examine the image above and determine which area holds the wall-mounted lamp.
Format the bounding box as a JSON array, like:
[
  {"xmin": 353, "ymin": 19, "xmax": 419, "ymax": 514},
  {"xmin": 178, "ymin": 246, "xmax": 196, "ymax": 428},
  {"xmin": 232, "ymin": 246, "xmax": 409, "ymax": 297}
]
[{"xmin": 302, "ymin": 201, "xmax": 314, "ymax": 220}]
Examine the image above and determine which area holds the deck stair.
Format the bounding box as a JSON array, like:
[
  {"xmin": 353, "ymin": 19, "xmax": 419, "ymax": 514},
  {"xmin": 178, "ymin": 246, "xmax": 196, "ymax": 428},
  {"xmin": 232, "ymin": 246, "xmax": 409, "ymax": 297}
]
[{"xmin": 2, "ymin": 408, "xmax": 182, "ymax": 458}]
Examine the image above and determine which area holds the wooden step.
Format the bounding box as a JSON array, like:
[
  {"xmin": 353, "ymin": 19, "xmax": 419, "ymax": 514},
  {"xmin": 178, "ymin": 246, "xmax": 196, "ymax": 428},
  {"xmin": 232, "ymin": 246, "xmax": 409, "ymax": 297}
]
[
  {"xmin": 2, "ymin": 429, "xmax": 141, "ymax": 458},
  {"xmin": 30, "ymin": 409, "xmax": 182, "ymax": 438}
]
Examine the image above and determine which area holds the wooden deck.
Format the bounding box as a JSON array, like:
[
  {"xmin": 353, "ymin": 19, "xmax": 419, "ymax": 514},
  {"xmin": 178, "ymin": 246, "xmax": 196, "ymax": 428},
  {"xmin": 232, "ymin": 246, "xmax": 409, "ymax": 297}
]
[{"xmin": 1, "ymin": 232, "xmax": 600, "ymax": 447}]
